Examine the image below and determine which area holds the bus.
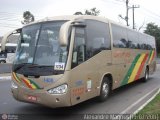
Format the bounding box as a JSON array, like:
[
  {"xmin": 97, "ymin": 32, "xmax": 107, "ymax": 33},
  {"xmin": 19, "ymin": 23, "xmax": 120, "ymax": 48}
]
[{"xmin": 1, "ymin": 15, "xmax": 156, "ymax": 108}]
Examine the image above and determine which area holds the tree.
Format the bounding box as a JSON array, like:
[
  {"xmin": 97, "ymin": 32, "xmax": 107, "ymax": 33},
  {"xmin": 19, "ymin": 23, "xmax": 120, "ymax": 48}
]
[
  {"xmin": 74, "ymin": 7, "xmax": 100, "ymax": 16},
  {"xmin": 144, "ymin": 23, "xmax": 160, "ymax": 54},
  {"xmin": 21, "ymin": 11, "xmax": 35, "ymax": 25},
  {"xmin": 74, "ymin": 12, "xmax": 83, "ymax": 15}
]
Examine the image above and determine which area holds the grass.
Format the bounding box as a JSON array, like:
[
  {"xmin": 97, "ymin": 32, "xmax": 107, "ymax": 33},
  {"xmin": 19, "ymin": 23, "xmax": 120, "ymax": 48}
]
[{"xmin": 132, "ymin": 93, "xmax": 160, "ymax": 120}]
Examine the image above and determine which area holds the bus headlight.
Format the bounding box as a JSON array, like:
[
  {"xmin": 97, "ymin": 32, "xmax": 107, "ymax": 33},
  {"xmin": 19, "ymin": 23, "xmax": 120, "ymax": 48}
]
[
  {"xmin": 47, "ymin": 84, "xmax": 68, "ymax": 94},
  {"xmin": 11, "ymin": 81, "xmax": 18, "ymax": 89}
]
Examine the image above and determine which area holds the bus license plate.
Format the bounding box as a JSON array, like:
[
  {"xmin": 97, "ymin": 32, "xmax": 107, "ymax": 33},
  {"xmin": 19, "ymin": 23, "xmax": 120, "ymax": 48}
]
[{"xmin": 27, "ymin": 95, "xmax": 37, "ymax": 101}]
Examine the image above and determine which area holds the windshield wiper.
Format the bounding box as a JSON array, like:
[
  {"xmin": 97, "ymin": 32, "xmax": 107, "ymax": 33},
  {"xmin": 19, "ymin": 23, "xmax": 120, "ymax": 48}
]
[
  {"xmin": 27, "ymin": 65, "xmax": 64, "ymax": 75},
  {"xmin": 28, "ymin": 65, "xmax": 53, "ymax": 68},
  {"xmin": 14, "ymin": 64, "xmax": 64, "ymax": 76},
  {"xmin": 13, "ymin": 63, "xmax": 35, "ymax": 72}
]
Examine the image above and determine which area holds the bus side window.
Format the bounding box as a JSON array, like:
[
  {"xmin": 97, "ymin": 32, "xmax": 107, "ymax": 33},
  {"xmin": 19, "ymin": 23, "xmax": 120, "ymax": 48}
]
[
  {"xmin": 112, "ymin": 24, "xmax": 127, "ymax": 48},
  {"xmin": 86, "ymin": 20, "xmax": 111, "ymax": 60},
  {"xmin": 72, "ymin": 27, "xmax": 86, "ymax": 68},
  {"xmin": 127, "ymin": 30, "xmax": 139, "ymax": 49}
]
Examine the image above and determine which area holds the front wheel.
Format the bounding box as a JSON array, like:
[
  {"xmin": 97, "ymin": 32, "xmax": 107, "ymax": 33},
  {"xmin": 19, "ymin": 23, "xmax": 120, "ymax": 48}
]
[
  {"xmin": 98, "ymin": 78, "xmax": 111, "ymax": 102},
  {"xmin": 0, "ymin": 60, "xmax": 6, "ymax": 63},
  {"xmin": 142, "ymin": 68, "xmax": 149, "ymax": 82}
]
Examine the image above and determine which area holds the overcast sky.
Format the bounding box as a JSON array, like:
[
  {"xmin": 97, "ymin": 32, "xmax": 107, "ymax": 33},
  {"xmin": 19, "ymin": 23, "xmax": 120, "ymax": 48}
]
[{"xmin": 0, "ymin": 0, "xmax": 160, "ymax": 36}]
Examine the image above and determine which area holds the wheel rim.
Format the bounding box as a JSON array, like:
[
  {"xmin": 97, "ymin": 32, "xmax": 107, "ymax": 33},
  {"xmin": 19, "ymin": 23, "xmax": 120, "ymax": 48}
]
[
  {"xmin": 102, "ymin": 82, "xmax": 109, "ymax": 97},
  {"xmin": 145, "ymin": 69, "xmax": 149, "ymax": 80}
]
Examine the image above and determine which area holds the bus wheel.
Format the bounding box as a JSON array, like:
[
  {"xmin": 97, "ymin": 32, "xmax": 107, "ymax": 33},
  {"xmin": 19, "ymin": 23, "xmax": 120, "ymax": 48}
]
[
  {"xmin": 0, "ymin": 60, "xmax": 6, "ymax": 63},
  {"xmin": 98, "ymin": 78, "xmax": 111, "ymax": 102},
  {"xmin": 142, "ymin": 68, "xmax": 149, "ymax": 82}
]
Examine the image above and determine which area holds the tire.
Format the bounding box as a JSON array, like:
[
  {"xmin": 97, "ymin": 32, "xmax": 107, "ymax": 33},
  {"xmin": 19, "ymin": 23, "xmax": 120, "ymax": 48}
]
[
  {"xmin": 98, "ymin": 78, "xmax": 111, "ymax": 102},
  {"xmin": 0, "ymin": 60, "xmax": 6, "ymax": 63},
  {"xmin": 142, "ymin": 68, "xmax": 149, "ymax": 82}
]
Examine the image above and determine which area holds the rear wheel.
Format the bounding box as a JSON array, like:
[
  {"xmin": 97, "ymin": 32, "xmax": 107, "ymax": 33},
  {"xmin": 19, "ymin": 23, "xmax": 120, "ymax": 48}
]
[
  {"xmin": 98, "ymin": 78, "xmax": 111, "ymax": 102},
  {"xmin": 142, "ymin": 68, "xmax": 149, "ymax": 82}
]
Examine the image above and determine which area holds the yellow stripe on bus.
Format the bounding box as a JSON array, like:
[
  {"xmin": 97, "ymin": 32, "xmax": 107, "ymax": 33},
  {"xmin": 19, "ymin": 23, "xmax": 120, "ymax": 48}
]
[
  {"xmin": 12, "ymin": 72, "xmax": 21, "ymax": 83},
  {"xmin": 22, "ymin": 77, "xmax": 37, "ymax": 89},
  {"xmin": 31, "ymin": 84, "xmax": 37, "ymax": 89},
  {"xmin": 128, "ymin": 54, "xmax": 146, "ymax": 83}
]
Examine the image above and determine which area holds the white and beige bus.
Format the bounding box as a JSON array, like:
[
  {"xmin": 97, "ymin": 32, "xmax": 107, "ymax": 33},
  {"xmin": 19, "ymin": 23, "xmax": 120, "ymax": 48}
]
[{"xmin": 1, "ymin": 15, "xmax": 156, "ymax": 108}]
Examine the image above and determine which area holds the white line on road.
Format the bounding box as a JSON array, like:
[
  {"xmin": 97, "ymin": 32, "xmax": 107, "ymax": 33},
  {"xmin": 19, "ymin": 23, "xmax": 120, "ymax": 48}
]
[
  {"xmin": 0, "ymin": 76, "xmax": 11, "ymax": 82},
  {"xmin": 120, "ymin": 86, "xmax": 160, "ymax": 114},
  {"xmin": 133, "ymin": 88, "xmax": 160, "ymax": 115}
]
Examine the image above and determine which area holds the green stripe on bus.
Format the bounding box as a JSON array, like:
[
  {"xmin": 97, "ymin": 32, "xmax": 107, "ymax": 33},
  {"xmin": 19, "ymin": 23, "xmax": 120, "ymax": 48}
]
[
  {"xmin": 121, "ymin": 54, "xmax": 141, "ymax": 86},
  {"xmin": 15, "ymin": 73, "xmax": 21, "ymax": 82},
  {"xmin": 28, "ymin": 79, "xmax": 41, "ymax": 89}
]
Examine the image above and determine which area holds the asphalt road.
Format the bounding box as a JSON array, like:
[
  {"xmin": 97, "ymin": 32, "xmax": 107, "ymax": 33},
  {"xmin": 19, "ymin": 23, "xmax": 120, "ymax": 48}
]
[
  {"xmin": 0, "ymin": 64, "xmax": 12, "ymax": 74},
  {"xmin": 0, "ymin": 65, "xmax": 160, "ymax": 120}
]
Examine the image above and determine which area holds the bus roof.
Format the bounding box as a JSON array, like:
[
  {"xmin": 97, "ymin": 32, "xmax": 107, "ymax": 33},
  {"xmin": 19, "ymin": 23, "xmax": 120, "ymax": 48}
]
[
  {"xmin": 25, "ymin": 15, "xmax": 154, "ymax": 39},
  {"xmin": 25, "ymin": 15, "xmax": 110, "ymax": 26}
]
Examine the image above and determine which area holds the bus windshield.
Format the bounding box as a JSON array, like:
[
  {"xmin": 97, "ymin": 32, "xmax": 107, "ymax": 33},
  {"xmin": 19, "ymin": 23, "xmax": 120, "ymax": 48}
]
[{"xmin": 13, "ymin": 21, "xmax": 68, "ymax": 76}]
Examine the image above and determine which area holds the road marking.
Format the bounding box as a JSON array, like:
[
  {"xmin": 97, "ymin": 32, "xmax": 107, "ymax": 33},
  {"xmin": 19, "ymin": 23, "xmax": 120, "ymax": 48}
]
[
  {"xmin": 133, "ymin": 88, "xmax": 160, "ymax": 115},
  {"xmin": 120, "ymin": 86, "xmax": 160, "ymax": 114},
  {"xmin": 112, "ymin": 87, "xmax": 160, "ymax": 120},
  {"xmin": 3, "ymin": 102, "xmax": 7, "ymax": 105},
  {"xmin": 0, "ymin": 76, "xmax": 11, "ymax": 82}
]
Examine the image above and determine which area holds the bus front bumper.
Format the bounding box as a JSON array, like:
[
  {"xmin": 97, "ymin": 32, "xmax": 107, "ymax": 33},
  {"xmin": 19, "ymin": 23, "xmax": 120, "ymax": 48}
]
[{"xmin": 11, "ymin": 85, "xmax": 71, "ymax": 108}]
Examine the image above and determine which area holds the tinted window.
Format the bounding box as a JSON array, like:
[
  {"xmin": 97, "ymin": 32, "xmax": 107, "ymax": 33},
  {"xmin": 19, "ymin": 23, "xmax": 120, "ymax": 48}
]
[
  {"xmin": 14, "ymin": 21, "xmax": 68, "ymax": 76},
  {"xmin": 86, "ymin": 20, "xmax": 111, "ymax": 60},
  {"xmin": 72, "ymin": 27, "xmax": 86, "ymax": 68},
  {"xmin": 112, "ymin": 24, "xmax": 155, "ymax": 50},
  {"xmin": 112, "ymin": 24, "xmax": 127, "ymax": 48},
  {"xmin": 127, "ymin": 30, "xmax": 139, "ymax": 49},
  {"xmin": 147, "ymin": 36, "xmax": 155, "ymax": 50},
  {"xmin": 138, "ymin": 34, "xmax": 155, "ymax": 50}
]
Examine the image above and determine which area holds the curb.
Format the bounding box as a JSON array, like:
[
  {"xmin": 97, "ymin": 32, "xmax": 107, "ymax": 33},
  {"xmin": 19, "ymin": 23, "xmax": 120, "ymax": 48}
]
[
  {"xmin": 132, "ymin": 88, "xmax": 160, "ymax": 115},
  {"xmin": 0, "ymin": 76, "xmax": 11, "ymax": 82},
  {"xmin": 0, "ymin": 73, "xmax": 11, "ymax": 76},
  {"xmin": 114, "ymin": 87, "xmax": 160, "ymax": 120},
  {"xmin": 119, "ymin": 87, "xmax": 160, "ymax": 115}
]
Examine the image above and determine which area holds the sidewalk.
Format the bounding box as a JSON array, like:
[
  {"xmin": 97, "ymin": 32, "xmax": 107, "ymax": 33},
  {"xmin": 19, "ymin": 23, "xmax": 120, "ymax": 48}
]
[
  {"xmin": 0, "ymin": 73, "xmax": 11, "ymax": 77},
  {"xmin": 0, "ymin": 73, "xmax": 11, "ymax": 81}
]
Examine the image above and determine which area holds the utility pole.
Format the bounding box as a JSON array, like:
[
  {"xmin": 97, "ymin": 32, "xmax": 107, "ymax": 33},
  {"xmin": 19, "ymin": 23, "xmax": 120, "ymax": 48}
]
[
  {"xmin": 132, "ymin": 5, "xmax": 140, "ymax": 29},
  {"xmin": 126, "ymin": 0, "xmax": 129, "ymax": 26}
]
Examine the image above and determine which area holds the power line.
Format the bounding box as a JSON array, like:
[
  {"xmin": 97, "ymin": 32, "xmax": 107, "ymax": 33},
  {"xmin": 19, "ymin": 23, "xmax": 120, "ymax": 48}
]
[
  {"xmin": 113, "ymin": 0, "xmax": 160, "ymax": 20},
  {"xmin": 0, "ymin": 18, "xmax": 21, "ymax": 21},
  {"xmin": 0, "ymin": 25, "xmax": 18, "ymax": 28},
  {"xmin": 0, "ymin": 19, "xmax": 20, "ymax": 22},
  {"xmin": 115, "ymin": 0, "xmax": 160, "ymax": 22},
  {"xmin": 101, "ymin": 0, "xmax": 124, "ymax": 6},
  {"xmin": 0, "ymin": 11, "xmax": 22, "ymax": 15},
  {"xmin": 115, "ymin": 0, "xmax": 125, "ymax": 3},
  {"xmin": 141, "ymin": 7, "xmax": 160, "ymax": 19},
  {"xmin": 125, "ymin": 1, "xmax": 160, "ymax": 20},
  {"xmin": 0, "ymin": 11, "xmax": 43, "ymax": 18},
  {"xmin": 0, "ymin": 23, "xmax": 21, "ymax": 27}
]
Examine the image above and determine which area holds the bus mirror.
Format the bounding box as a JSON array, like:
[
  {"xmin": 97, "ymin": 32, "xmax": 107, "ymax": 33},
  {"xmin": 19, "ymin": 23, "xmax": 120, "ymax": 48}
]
[
  {"xmin": 59, "ymin": 20, "xmax": 86, "ymax": 46},
  {"xmin": 1, "ymin": 28, "xmax": 21, "ymax": 52},
  {"xmin": 59, "ymin": 21, "xmax": 72, "ymax": 46}
]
